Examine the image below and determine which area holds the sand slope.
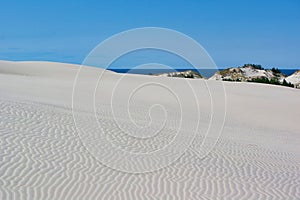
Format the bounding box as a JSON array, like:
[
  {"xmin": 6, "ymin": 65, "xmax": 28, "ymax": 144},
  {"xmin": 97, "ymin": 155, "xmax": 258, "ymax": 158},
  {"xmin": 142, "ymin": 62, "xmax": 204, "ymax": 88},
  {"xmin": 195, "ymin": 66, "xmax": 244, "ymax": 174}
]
[{"xmin": 0, "ymin": 61, "xmax": 299, "ymax": 199}]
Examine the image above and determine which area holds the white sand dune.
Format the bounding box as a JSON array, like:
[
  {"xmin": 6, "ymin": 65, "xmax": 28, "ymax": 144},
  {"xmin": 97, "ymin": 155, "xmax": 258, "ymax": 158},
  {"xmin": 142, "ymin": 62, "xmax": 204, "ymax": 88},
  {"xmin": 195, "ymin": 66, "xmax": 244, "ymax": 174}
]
[{"xmin": 0, "ymin": 60, "xmax": 299, "ymax": 199}]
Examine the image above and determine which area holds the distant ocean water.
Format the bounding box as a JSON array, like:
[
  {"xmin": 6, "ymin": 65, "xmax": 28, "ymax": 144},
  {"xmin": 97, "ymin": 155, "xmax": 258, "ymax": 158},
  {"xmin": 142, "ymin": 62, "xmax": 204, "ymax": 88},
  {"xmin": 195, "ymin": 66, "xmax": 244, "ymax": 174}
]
[
  {"xmin": 108, "ymin": 68, "xmax": 298, "ymax": 78},
  {"xmin": 280, "ymin": 69, "xmax": 298, "ymax": 76}
]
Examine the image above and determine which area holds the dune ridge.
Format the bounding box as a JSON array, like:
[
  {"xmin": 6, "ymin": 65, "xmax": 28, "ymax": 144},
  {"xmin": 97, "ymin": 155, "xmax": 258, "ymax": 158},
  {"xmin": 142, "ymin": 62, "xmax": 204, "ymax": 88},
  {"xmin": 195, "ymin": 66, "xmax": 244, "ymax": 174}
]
[{"xmin": 0, "ymin": 61, "xmax": 299, "ymax": 199}]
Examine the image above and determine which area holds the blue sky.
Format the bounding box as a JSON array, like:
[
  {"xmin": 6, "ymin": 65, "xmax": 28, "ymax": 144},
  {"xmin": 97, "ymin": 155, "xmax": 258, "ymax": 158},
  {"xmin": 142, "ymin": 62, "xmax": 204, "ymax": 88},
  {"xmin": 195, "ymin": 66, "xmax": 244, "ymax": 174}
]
[{"xmin": 0, "ymin": 0, "xmax": 299, "ymax": 69}]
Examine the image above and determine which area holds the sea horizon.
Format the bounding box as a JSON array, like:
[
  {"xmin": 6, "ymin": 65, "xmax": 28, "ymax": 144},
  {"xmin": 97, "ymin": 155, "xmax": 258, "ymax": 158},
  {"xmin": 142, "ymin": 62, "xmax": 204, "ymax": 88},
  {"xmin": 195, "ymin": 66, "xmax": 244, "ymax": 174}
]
[{"xmin": 108, "ymin": 68, "xmax": 298, "ymax": 78}]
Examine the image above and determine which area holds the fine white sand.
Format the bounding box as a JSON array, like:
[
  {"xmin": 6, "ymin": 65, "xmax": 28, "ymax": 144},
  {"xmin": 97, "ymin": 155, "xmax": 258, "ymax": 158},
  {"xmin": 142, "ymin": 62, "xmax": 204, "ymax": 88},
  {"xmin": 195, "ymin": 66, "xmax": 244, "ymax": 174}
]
[{"xmin": 0, "ymin": 60, "xmax": 299, "ymax": 199}]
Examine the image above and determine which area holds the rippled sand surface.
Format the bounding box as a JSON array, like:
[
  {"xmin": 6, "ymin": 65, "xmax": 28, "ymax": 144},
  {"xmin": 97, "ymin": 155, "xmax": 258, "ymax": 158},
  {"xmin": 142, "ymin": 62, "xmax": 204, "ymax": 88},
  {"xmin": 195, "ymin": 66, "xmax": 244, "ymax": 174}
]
[{"xmin": 0, "ymin": 61, "xmax": 299, "ymax": 199}]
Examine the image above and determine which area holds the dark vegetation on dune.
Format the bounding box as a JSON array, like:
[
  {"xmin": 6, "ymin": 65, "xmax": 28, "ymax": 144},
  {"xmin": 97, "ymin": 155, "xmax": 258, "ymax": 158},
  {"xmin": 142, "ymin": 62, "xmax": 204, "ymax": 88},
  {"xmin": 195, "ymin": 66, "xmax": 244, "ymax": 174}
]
[{"xmin": 221, "ymin": 64, "xmax": 295, "ymax": 88}]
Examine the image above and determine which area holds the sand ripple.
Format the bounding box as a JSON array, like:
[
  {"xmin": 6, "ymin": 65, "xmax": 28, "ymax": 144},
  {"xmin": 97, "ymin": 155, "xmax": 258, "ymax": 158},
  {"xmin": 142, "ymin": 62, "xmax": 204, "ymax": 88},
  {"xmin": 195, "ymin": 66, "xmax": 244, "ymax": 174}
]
[{"xmin": 0, "ymin": 98, "xmax": 299, "ymax": 199}]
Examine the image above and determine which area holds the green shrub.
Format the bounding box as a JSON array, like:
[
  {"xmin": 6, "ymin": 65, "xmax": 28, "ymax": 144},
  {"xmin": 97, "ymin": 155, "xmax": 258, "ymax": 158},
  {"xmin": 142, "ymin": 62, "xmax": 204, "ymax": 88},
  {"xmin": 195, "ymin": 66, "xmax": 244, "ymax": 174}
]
[
  {"xmin": 247, "ymin": 77, "xmax": 294, "ymax": 88},
  {"xmin": 243, "ymin": 64, "xmax": 264, "ymax": 70},
  {"xmin": 271, "ymin": 67, "xmax": 281, "ymax": 74}
]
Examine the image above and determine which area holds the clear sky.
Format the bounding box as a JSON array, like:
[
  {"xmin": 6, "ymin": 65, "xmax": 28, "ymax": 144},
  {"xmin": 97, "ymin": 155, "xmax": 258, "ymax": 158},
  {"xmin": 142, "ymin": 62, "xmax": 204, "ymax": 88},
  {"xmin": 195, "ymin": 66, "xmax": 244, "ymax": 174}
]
[{"xmin": 0, "ymin": 0, "xmax": 299, "ymax": 69}]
